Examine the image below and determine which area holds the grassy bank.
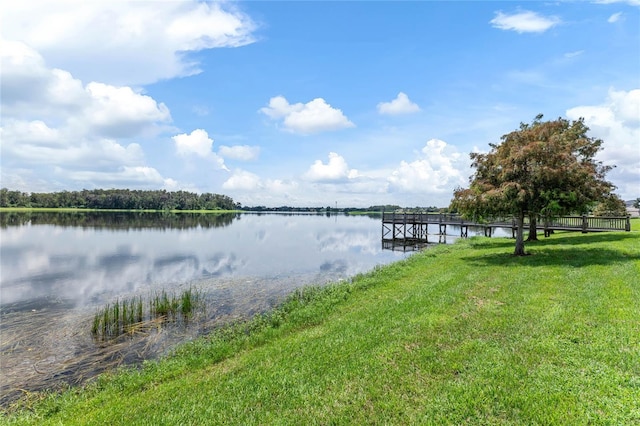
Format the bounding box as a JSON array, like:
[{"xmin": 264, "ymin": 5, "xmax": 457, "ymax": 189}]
[{"xmin": 3, "ymin": 224, "xmax": 639, "ymax": 425}]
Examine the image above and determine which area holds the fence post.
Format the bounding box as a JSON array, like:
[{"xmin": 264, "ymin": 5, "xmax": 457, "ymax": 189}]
[
  {"xmin": 582, "ymin": 215, "xmax": 588, "ymax": 233},
  {"xmin": 626, "ymin": 215, "xmax": 631, "ymax": 232},
  {"xmin": 544, "ymin": 216, "xmax": 549, "ymax": 237}
]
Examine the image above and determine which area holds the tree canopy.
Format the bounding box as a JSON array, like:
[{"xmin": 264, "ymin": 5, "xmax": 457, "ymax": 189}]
[
  {"xmin": 450, "ymin": 115, "xmax": 615, "ymax": 256},
  {"xmin": 592, "ymin": 193, "xmax": 627, "ymax": 217},
  {"xmin": 0, "ymin": 188, "xmax": 239, "ymax": 211}
]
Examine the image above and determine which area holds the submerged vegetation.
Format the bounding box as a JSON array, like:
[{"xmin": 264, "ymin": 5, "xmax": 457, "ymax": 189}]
[
  {"xmin": 91, "ymin": 288, "xmax": 202, "ymax": 340},
  {"xmin": 2, "ymin": 222, "xmax": 638, "ymax": 424}
]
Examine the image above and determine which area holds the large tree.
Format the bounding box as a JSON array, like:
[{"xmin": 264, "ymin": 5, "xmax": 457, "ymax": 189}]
[
  {"xmin": 592, "ymin": 193, "xmax": 627, "ymax": 216},
  {"xmin": 451, "ymin": 115, "xmax": 615, "ymax": 256}
]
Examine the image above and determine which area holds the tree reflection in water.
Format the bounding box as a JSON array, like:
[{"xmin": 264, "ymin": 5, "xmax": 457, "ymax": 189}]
[{"xmin": 0, "ymin": 211, "xmax": 238, "ymax": 230}]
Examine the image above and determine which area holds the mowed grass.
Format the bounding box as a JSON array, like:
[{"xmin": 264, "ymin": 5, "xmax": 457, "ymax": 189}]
[{"xmin": 3, "ymin": 221, "xmax": 639, "ymax": 425}]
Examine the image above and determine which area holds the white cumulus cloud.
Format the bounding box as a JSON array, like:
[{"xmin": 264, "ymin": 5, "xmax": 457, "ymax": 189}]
[
  {"xmin": 0, "ymin": 1, "xmax": 257, "ymax": 86},
  {"xmin": 61, "ymin": 166, "xmax": 177, "ymax": 190},
  {"xmin": 84, "ymin": 83, "xmax": 171, "ymax": 138},
  {"xmin": 1, "ymin": 119, "xmax": 145, "ymax": 168},
  {"xmin": 387, "ymin": 139, "xmax": 467, "ymax": 194},
  {"xmin": 173, "ymin": 129, "xmax": 214, "ymax": 157},
  {"xmin": 172, "ymin": 129, "xmax": 228, "ymax": 170},
  {"xmin": 222, "ymin": 169, "xmax": 298, "ymax": 194},
  {"xmin": 377, "ymin": 92, "xmax": 421, "ymax": 115},
  {"xmin": 303, "ymin": 152, "xmax": 359, "ymax": 182},
  {"xmin": 222, "ymin": 169, "xmax": 264, "ymax": 191},
  {"xmin": 0, "ymin": 38, "xmax": 176, "ymax": 190},
  {"xmin": 260, "ymin": 96, "xmax": 355, "ymax": 134},
  {"xmin": 1, "ymin": 40, "xmax": 172, "ymax": 136},
  {"xmin": 566, "ymin": 88, "xmax": 640, "ymax": 200},
  {"xmin": 1, "ymin": 40, "xmax": 86, "ymax": 117},
  {"xmin": 490, "ymin": 11, "xmax": 561, "ymax": 33},
  {"xmin": 218, "ymin": 145, "xmax": 260, "ymax": 161},
  {"xmin": 0, "ymin": 2, "xmax": 253, "ymax": 193}
]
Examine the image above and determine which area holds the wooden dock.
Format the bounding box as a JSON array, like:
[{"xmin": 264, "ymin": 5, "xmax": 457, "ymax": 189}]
[{"xmin": 382, "ymin": 212, "xmax": 631, "ymax": 243}]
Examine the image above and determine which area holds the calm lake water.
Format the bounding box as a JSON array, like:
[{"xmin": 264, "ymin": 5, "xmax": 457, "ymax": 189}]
[{"xmin": 1, "ymin": 211, "xmax": 426, "ymax": 404}]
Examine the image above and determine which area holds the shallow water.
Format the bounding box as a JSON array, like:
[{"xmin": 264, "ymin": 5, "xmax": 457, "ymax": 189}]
[{"xmin": 1, "ymin": 211, "xmax": 419, "ymax": 405}]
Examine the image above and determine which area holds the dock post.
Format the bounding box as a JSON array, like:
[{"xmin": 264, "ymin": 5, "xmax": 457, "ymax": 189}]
[
  {"xmin": 544, "ymin": 217, "xmax": 549, "ymax": 237},
  {"xmin": 403, "ymin": 212, "xmax": 407, "ymax": 240},
  {"xmin": 392, "ymin": 212, "xmax": 397, "ymax": 241}
]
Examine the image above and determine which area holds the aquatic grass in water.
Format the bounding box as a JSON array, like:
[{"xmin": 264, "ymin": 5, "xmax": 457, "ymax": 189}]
[
  {"xmin": 91, "ymin": 288, "xmax": 201, "ymax": 340},
  {"xmin": 181, "ymin": 287, "xmax": 195, "ymax": 317}
]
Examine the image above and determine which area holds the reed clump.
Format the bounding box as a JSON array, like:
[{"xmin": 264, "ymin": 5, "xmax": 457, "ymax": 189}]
[{"xmin": 91, "ymin": 287, "xmax": 202, "ymax": 340}]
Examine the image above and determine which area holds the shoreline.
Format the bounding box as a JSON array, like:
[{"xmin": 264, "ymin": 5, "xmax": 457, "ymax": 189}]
[
  {"xmin": 0, "ymin": 258, "xmax": 405, "ymax": 408},
  {"xmin": 3, "ymin": 221, "xmax": 638, "ymax": 423}
]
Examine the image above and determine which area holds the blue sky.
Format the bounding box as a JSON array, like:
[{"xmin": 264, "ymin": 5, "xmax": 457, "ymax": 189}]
[{"xmin": 1, "ymin": 1, "xmax": 638, "ymax": 207}]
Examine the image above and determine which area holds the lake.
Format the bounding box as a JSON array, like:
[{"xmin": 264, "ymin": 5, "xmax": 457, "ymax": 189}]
[{"xmin": 1, "ymin": 211, "xmax": 427, "ymax": 405}]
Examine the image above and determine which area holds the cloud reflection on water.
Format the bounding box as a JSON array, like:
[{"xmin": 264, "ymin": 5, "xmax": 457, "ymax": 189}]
[
  {"xmin": 0, "ymin": 212, "xmax": 412, "ymax": 405},
  {"xmin": 0, "ymin": 213, "xmax": 408, "ymax": 311}
]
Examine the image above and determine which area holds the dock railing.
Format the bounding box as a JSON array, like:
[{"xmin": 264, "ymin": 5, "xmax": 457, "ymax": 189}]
[
  {"xmin": 543, "ymin": 215, "xmax": 630, "ymax": 233},
  {"xmin": 382, "ymin": 211, "xmax": 630, "ymax": 238}
]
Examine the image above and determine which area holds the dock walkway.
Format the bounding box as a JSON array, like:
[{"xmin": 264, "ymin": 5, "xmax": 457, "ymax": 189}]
[{"xmin": 382, "ymin": 212, "xmax": 630, "ymax": 244}]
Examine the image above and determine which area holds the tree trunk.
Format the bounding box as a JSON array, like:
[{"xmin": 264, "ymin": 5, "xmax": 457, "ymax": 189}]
[
  {"xmin": 526, "ymin": 214, "xmax": 538, "ymax": 241},
  {"xmin": 514, "ymin": 213, "xmax": 526, "ymax": 256}
]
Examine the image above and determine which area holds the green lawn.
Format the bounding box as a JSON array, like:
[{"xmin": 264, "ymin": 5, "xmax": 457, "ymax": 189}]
[{"xmin": 3, "ymin": 221, "xmax": 639, "ymax": 425}]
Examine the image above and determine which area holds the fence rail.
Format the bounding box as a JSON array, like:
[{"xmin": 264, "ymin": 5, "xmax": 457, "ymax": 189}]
[{"xmin": 382, "ymin": 212, "xmax": 630, "ymax": 241}]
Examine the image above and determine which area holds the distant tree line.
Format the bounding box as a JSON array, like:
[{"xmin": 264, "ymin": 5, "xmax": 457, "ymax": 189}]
[
  {"xmin": 243, "ymin": 205, "xmax": 332, "ymax": 213},
  {"xmin": 0, "ymin": 188, "xmax": 239, "ymax": 211},
  {"xmin": 0, "ymin": 190, "xmax": 455, "ymax": 212},
  {"xmin": 238, "ymin": 205, "xmax": 446, "ymax": 213}
]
